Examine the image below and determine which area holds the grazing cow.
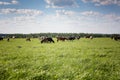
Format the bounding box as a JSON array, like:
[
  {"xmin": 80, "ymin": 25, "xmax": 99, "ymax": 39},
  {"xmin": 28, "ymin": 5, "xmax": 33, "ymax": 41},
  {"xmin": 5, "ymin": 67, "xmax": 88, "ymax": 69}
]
[
  {"xmin": 12, "ymin": 36, "xmax": 15, "ymax": 39},
  {"xmin": 85, "ymin": 35, "xmax": 93, "ymax": 39},
  {"xmin": 7, "ymin": 38, "xmax": 10, "ymax": 42},
  {"xmin": 41, "ymin": 37, "xmax": 54, "ymax": 43},
  {"xmin": 111, "ymin": 34, "xmax": 120, "ymax": 41},
  {"xmin": 57, "ymin": 37, "xmax": 67, "ymax": 42},
  {"xmin": 85, "ymin": 35, "xmax": 90, "ymax": 38},
  {"xmin": 0, "ymin": 37, "xmax": 3, "ymax": 41},
  {"xmin": 90, "ymin": 36, "xmax": 93, "ymax": 39},
  {"xmin": 67, "ymin": 36, "xmax": 76, "ymax": 40},
  {"xmin": 26, "ymin": 38, "xmax": 31, "ymax": 41},
  {"xmin": 112, "ymin": 35, "xmax": 120, "ymax": 41}
]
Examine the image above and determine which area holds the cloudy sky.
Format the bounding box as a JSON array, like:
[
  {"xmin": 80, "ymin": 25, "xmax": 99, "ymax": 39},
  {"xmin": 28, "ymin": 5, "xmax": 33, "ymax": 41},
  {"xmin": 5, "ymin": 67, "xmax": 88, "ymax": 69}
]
[{"xmin": 0, "ymin": 0, "xmax": 120, "ymax": 34}]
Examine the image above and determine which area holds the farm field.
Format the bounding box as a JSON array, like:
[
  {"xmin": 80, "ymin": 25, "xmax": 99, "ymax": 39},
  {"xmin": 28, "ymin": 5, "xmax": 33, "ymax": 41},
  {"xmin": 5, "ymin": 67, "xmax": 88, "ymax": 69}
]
[{"xmin": 0, "ymin": 38, "xmax": 120, "ymax": 80}]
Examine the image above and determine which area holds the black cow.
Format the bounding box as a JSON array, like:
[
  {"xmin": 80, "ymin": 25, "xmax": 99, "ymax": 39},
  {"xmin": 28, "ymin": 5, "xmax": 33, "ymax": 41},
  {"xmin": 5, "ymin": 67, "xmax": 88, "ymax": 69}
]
[
  {"xmin": 67, "ymin": 36, "xmax": 76, "ymax": 40},
  {"xmin": 0, "ymin": 37, "xmax": 3, "ymax": 41},
  {"xmin": 41, "ymin": 37, "xmax": 54, "ymax": 43},
  {"xmin": 7, "ymin": 38, "xmax": 10, "ymax": 42}
]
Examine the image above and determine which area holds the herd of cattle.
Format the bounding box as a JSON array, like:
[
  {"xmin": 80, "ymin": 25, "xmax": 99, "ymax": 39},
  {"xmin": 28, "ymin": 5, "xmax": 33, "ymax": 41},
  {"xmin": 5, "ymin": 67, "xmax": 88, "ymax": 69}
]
[
  {"xmin": 40, "ymin": 36, "xmax": 81, "ymax": 43},
  {"xmin": 111, "ymin": 35, "xmax": 120, "ymax": 41},
  {"xmin": 0, "ymin": 35, "xmax": 120, "ymax": 43},
  {"xmin": 0, "ymin": 36, "xmax": 86, "ymax": 43}
]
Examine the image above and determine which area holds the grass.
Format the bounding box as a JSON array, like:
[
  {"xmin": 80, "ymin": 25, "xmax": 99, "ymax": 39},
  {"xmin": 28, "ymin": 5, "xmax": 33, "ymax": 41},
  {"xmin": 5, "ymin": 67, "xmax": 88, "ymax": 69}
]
[{"xmin": 0, "ymin": 38, "xmax": 120, "ymax": 80}]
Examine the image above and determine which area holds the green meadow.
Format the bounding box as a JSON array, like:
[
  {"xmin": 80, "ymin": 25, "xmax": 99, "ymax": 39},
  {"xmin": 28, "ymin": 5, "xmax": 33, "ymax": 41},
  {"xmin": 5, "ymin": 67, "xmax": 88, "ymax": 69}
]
[{"xmin": 0, "ymin": 38, "xmax": 120, "ymax": 80}]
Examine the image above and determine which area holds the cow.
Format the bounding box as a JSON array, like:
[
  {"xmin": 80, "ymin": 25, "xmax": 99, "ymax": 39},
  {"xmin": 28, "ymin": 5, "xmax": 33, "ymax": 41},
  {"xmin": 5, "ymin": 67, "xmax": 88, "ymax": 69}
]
[
  {"xmin": 90, "ymin": 36, "xmax": 93, "ymax": 39},
  {"xmin": 111, "ymin": 34, "xmax": 120, "ymax": 41},
  {"xmin": 7, "ymin": 38, "xmax": 10, "ymax": 42},
  {"xmin": 41, "ymin": 37, "xmax": 54, "ymax": 43},
  {"xmin": 56, "ymin": 37, "xmax": 67, "ymax": 42},
  {"xmin": 111, "ymin": 35, "xmax": 120, "ymax": 41},
  {"xmin": 0, "ymin": 37, "xmax": 3, "ymax": 41},
  {"xmin": 67, "ymin": 36, "xmax": 76, "ymax": 40},
  {"xmin": 85, "ymin": 35, "xmax": 93, "ymax": 39},
  {"xmin": 12, "ymin": 36, "xmax": 15, "ymax": 39},
  {"xmin": 26, "ymin": 38, "xmax": 31, "ymax": 41},
  {"xmin": 85, "ymin": 35, "xmax": 90, "ymax": 38}
]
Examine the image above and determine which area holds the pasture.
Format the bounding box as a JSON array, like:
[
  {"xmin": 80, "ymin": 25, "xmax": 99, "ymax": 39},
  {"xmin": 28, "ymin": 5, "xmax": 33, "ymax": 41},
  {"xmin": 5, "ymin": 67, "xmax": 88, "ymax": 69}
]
[{"xmin": 0, "ymin": 38, "xmax": 120, "ymax": 80}]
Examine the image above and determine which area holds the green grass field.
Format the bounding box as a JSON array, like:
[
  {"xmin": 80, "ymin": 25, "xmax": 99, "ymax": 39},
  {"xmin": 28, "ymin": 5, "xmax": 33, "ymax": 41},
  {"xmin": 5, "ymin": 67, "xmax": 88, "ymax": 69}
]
[{"xmin": 0, "ymin": 38, "xmax": 120, "ymax": 80}]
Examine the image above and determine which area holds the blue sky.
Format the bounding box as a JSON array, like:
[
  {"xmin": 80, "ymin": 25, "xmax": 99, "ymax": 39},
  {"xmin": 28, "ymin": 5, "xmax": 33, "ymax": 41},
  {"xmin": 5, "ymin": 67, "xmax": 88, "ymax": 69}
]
[{"xmin": 0, "ymin": 0, "xmax": 120, "ymax": 34}]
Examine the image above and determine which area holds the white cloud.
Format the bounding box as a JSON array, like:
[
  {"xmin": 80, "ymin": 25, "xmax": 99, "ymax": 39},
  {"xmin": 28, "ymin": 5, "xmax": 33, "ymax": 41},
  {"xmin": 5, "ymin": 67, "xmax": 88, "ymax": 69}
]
[
  {"xmin": 0, "ymin": 8, "xmax": 43, "ymax": 33},
  {"xmin": 75, "ymin": 10, "xmax": 120, "ymax": 23},
  {"xmin": 55, "ymin": 10, "xmax": 105, "ymax": 20},
  {"xmin": 81, "ymin": 11, "xmax": 102, "ymax": 16},
  {"xmin": 104, "ymin": 14, "xmax": 120, "ymax": 22},
  {"xmin": 45, "ymin": 0, "xmax": 79, "ymax": 8},
  {"xmin": 0, "ymin": 8, "xmax": 43, "ymax": 16},
  {"xmin": 82, "ymin": 0, "xmax": 120, "ymax": 6},
  {"xmin": 16, "ymin": 9, "xmax": 43, "ymax": 16},
  {"xmin": 0, "ymin": 1, "xmax": 10, "ymax": 5},
  {"xmin": 0, "ymin": 15, "xmax": 43, "ymax": 33},
  {"xmin": 0, "ymin": 0, "xmax": 18, "ymax": 5},
  {"xmin": 0, "ymin": 8, "xmax": 16, "ymax": 14},
  {"xmin": 11, "ymin": 0, "xmax": 18, "ymax": 4},
  {"xmin": 0, "ymin": 10, "xmax": 120, "ymax": 34},
  {"xmin": 56, "ymin": 10, "xmax": 75, "ymax": 17}
]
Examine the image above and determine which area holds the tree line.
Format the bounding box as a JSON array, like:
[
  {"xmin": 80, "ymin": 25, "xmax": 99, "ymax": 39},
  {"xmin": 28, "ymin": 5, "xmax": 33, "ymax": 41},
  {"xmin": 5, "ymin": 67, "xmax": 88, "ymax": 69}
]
[{"xmin": 0, "ymin": 33, "xmax": 118, "ymax": 38}]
